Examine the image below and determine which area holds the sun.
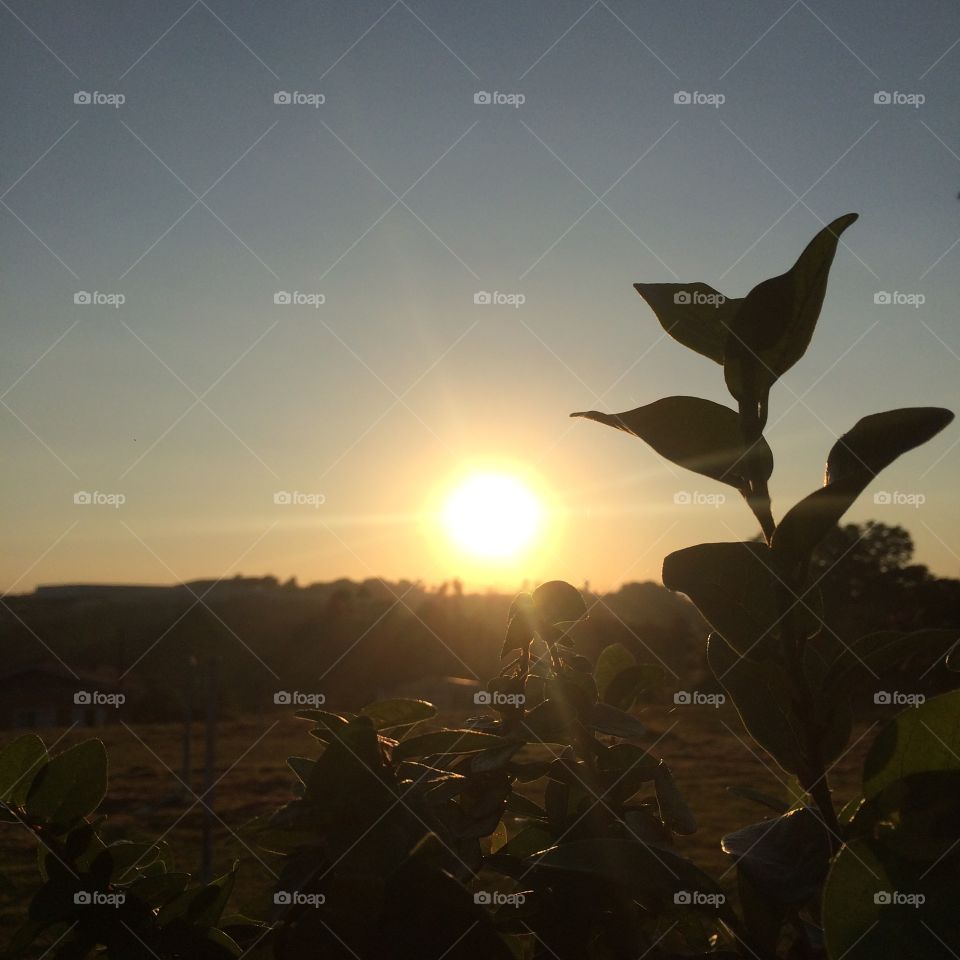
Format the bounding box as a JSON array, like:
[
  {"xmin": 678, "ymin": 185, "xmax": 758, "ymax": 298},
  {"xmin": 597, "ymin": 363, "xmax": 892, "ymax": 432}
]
[{"xmin": 442, "ymin": 472, "xmax": 543, "ymax": 559}]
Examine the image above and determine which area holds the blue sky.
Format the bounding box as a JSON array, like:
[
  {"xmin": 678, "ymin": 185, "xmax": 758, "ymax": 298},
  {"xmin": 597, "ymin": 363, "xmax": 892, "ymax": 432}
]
[{"xmin": 2, "ymin": 0, "xmax": 959, "ymax": 591}]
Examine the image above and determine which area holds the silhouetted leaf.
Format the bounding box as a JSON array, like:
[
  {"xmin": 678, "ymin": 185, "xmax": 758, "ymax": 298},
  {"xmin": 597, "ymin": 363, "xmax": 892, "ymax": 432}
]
[
  {"xmin": 572, "ymin": 396, "xmax": 772, "ymax": 489},
  {"xmin": 0, "ymin": 735, "xmax": 47, "ymax": 807},
  {"xmin": 723, "ymin": 807, "xmax": 831, "ymax": 904},
  {"xmin": 821, "ymin": 839, "xmax": 889, "ymax": 960},
  {"xmin": 594, "ymin": 643, "xmax": 634, "ymax": 700},
  {"xmin": 588, "ymin": 702, "xmax": 647, "ymax": 739},
  {"xmin": 654, "ymin": 763, "xmax": 696, "ymax": 835},
  {"xmin": 529, "ymin": 839, "xmax": 728, "ymax": 914},
  {"xmin": 633, "ymin": 282, "xmax": 740, "ymax": 363},
  {"xmin": 604, "ymin": 664, "xmax": 664, "ymax": 711},
  {"xmin": 360, "ymin": 698, "xmax": 436, "ymax": 729},
  {"xmin": 774, "ymin": 407, "xmax": 953, "ymax": 564},
  {"xmin": 724, "ymin": 214, "xmax": 858, "ymax": 401},
  {"xmin": 393, "ymin": 730, "xmax": 514, "ymax": 761},
  {"xmin": 25, "ymin": 740, "xmax": 106, "ymax": 829},
  {"xmin": 662, "ymin": 542, "xmax": 782, "ymax": 657},
  {"xmin": 863, "ymin": 690, "xmax": 960, "ymax": 799},
  {"xmin": 707, "ymin": 633, "xmax": 805, "ymax": 775},
  {"xmin": 532, "ymin": 580, "xmax": 586, "ymax": 625}
]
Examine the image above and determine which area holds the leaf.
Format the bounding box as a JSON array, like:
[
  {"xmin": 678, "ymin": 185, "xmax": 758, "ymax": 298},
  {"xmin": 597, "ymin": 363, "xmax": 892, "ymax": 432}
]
[
  {"xmin": 392, "ymin": 730, "xmax": 514, "ymax": 762},
  {"xmin": 594, "ymin": 643, "xmax": 635, "ymax": 701},
  {"xmin": 821, "ymin": 839, "xmax": 889, "ymax": 960},
  {"xmin": 633, "ymin": 282, "xmax": 741, "ymax": 363},
  {"xmin": 774, "ymin": 407, "xmax": 953, "ymax": 564},
  {"xmin": 862, "ymin": 690, "xmax": 960, "ymax": 799},
  {"xmin": 572, "ymin": 396, "xmax": 772, "ymax": 489},
  {"xmin": 499, "ymin": 825, "xmax": 554, "ymax": 859},
  {"xmin": 707, "ymin": 633, "xmax": 806, "ymax": 775},
  {"xmin": 158, "ymin": 862, "xmax": 238, "ymax": 927},
  {"xmin": 723, "ymin": 214, "xmax": 859, "ymax": 401},
  {"xmin": 25, "ymin": 740, "xmax": 106, "ymax": 828},
  {"xmin": 286, "ymin": 756, "xmax": 314, "ymax": 784},
  {"xmin": 722, "ymin": 807, "xmax": 831, "ymax": 904},
  {"xmin": 488, "ymin": 819, "xmax": 508, "ymax": 853},
  {"xmin": 501, "ymin": 595, "xmax": 535, "ymax": 658},
  {"xmin": 360, "ymin": 698, "xmax": 436, "ymax": 729},
  {"xmin": 604, "ymin": 664, "xmax": 664, "ymax": 711},
  {"xmin": 588, "ymin": 702, "xmax": 647, "ymax": 739},
  {"xmin": 654, "ymin": 762, "xmax": 697, "ymax": 835},
  {"xmin": 662, "ymin": 542, "xmax": 783, "ymax": 657},
  {"xmin": 532, "ymin": 581, "xmax": 586, "ymax": 625},
  {"xmin": 0, "ymin": 735, "xmax": 47, "ymax": 807},
  {"xmin": 529, "ymin": 839, "xmax": 728, "ymax": 914}
]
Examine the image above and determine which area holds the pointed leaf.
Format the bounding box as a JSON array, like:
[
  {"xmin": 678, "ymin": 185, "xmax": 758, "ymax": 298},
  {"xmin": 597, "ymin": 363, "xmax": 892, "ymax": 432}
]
[
  {"xmin": 633, "ymin": 282, "xmax": 741, "ymax": 363},
  {"xmin": 532, "ymin": 580, "xmax": 586, "ymax": 625},
  {"xmin": 572, "ymin": 396, "xmax": 772, "ymax": 489},
  {"xmin": 724, "ymin": 213, "xmax": 859, "ymax": 401},
  {"xmin": 360, "ymin": 698, "xmax": 436, "ymax": 729},
  {"xmin": 662, "ymin": 541, "xmax": 783, "ymax": 657},
  {"xmin": 774, "ymin": 407, "xmax": 953, "ymax": 564},
  {"xmin": 25, "ymin": 740, "xmax": 106, "ymax": 828}
]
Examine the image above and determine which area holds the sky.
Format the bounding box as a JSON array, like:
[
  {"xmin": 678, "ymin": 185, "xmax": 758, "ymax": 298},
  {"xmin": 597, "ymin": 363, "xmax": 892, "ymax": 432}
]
[{"xmin": 1, "ymin": 0, "xmax": 959, "ymax": 593}]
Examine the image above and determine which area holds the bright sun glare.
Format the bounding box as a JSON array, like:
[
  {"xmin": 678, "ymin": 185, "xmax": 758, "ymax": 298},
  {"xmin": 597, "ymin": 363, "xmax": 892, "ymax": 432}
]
[{"xmin": 443, "ymin": 472, "xmax": 543, "ymax": 559}]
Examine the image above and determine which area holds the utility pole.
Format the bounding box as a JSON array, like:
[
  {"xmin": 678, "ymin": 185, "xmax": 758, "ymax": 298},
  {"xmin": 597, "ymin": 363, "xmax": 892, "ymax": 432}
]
[{"xmin": 200, "ymin": 656, "xmax": 218, "ymax": 883}]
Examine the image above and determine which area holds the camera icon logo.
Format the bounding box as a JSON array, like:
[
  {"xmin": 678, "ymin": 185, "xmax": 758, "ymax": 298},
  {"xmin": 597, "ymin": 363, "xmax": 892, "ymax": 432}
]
[
  {"xmin": 874, "ymin": 91, "xmax": 891, "ymax": 105},
  {"xmin": 473, "ymin": 291, "xmax": 492, "ymax": 305},
  {"xmin": 273, "ymin": 291, "xmax": 292, "ymax": 305},
  {"xmin": 673, "ymin": 491, "xmax": 692, "ymax": 505},
  {"xmin": 474, "ymin": 91, "xmax": 491, "ymax": 105},
  {"xmin": 274, "ymin": 91, "xmax": 291, "ymax": 105},
  {"xmin": 874, "ymin": 891, "xmax": 892, "ymax": 905},
  {"xmin": 74, "ymin": 291, "xmax": 92, "ymax": 305},
  {"xmin": 673, "ymin": 290, "xmax": 691, "ymax": 304},
  {"xmin": 273, "ymin": 491, "xmax": 292, "ymax": 505},
  {"xmin": 873, "ymin": 291, "xmax": 892, "ymax": 305},
  {"xmin": 874, "ymin": 691, "xmax": 892, "ymax": 705},
  {"xmin": 474, "ymin": 691, "xmax": 492, "ymax": 705},
  {"xmin": 674, "ymin": 91, "xmax": 692, "ymax": 104},
  {"xmin": 74, "ymin": 91, "xmax": 91, "ymax": 105},
  {"xmin": 673, "ymin": 891, "xmax": 692, "ymax": 905},
  {"xmin": 74, "ymin": 891, "xmax": 92, "ymax": 905},
  {"xmin": 673, "ymin": 691, "xmax": 692, "ymax": 705},
  {"xmin": 274, "ymin": 691, "xmax": 292, "ymax": 705},
  {"xmin": 473, "ymin": 891, "xmax": 492, "ymax": 904},
  {"xmin": 74, "ymin": 491, "xmax": 92, "ymax": 505},
  {"xmin": 274, "ymin": 891, "xmax": 292, "ymax": 905},
  {"xmin": 74, "ymin": 691, "xmax": 92, "ymax": 705},
  {"xmin": 873, "ymin": 491, "xmax": 892, "ymax": 505}
]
